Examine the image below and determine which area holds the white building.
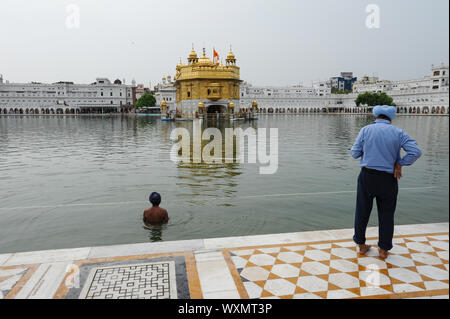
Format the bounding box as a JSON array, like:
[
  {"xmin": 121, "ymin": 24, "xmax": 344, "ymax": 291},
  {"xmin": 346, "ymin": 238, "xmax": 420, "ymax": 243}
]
[
  {"xmin": 239, "ymin": 81, "xmax": 330, "ymax": 98},
  {"xmin": 239, "ymin": 81, "xmax": 355, "ymax": 113},
  {"xmin": 312, "ymin": 81, "xmax": 331, "ymax": 96},
  {"xmin": 0, "ymin": 76, "xmax": 135, "ymax": 114},
  {"xmin": 240, "ymin": 64, "xmax": 448, "ymax": 115},
  {"xmin": 153, "ymin": 75, "xmax": 177, "ymax": 112},
  {"xmin": 353, "ymin": 77, "xmax": 393, "ymax": 93},
  {"xmin": 352, "ymin": 64, "xmax": 449, "ymax": 114}
]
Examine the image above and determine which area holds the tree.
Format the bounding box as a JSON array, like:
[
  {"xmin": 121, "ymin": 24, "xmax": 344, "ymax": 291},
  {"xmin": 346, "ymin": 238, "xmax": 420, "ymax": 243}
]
[
  {"xmin": 331, "ymin": 88, "xmax": 351, "ymax": 94},
  {"xmin": 135, "ymin": 93, "xmax": 156, "ymax": 109},
  {"xmin": 355, "ymin": 92, "xmax": 395, "ymax": 107}
]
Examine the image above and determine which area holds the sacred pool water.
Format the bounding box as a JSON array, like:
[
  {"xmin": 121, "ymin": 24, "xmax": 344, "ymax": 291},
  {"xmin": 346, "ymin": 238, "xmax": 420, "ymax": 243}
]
[{"xmin": 0, "ymin": 115, "xmax": 448, "ymax": 253}]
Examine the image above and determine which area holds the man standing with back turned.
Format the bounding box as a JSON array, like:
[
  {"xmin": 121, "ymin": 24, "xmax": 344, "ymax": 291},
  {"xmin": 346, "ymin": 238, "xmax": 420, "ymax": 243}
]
[{"xmin": 350, "ymin": 105, "xmax": 422, "ymax": 259}]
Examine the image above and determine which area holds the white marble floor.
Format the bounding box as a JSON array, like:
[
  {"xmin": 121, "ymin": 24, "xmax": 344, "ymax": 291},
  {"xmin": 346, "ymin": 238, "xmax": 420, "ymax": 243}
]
[{"xmin": 0, "ymin": 222, "xmax": 448, "ymax": 299}]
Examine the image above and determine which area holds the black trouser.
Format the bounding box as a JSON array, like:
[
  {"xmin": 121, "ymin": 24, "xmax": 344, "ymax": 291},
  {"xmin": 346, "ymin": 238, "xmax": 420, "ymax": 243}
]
[{"xmin": 353, "ymin": 167, "xmax": 398, "ymax": 251}]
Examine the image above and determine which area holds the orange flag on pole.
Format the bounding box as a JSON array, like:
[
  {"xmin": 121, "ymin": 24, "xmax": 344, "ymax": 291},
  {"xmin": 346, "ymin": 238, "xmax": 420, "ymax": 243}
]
[{"xmin": 213, "ymin": 48, "xmax": 219, "ymax": 63}]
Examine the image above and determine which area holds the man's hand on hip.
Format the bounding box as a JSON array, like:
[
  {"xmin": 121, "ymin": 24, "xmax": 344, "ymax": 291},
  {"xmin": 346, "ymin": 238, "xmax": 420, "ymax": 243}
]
[{"xmin": 394, "ymin": 163, "xmax": 402, "ymax": 179}]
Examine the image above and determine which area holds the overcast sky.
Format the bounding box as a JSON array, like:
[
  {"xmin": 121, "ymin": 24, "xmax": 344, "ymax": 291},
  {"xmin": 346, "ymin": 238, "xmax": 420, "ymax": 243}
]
[{"xmin": 0, "ymin": 0, "xmax": 448, "ymax": 87}]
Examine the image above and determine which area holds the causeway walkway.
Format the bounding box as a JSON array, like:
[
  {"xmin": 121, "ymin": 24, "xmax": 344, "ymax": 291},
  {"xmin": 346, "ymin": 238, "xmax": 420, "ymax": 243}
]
[{"xmin": 0, "ymin": 222, "xmax": 448, "ymax": 299}]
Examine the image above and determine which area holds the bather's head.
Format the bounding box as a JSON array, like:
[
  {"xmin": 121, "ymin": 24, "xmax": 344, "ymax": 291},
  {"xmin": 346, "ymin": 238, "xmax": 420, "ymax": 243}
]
[{"xmin": 149, "ymin": 192, "xmax": 161, "ymax": 207}]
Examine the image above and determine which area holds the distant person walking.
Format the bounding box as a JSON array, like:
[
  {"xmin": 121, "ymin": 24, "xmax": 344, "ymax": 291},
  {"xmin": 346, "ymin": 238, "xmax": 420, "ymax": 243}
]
[
  {"xmin": 143, "ymin": 192, "xmax": 169, "ymax": 225},
  {"xmin": 350, "ymin": 105, "xmax": 422, "ymax": 259}
]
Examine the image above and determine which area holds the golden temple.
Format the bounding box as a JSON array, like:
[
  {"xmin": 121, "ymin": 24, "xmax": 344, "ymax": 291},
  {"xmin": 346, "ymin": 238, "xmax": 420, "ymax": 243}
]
[{"xmin": 171, "ymin": 47, "xmax": 242, "ymax": 118}]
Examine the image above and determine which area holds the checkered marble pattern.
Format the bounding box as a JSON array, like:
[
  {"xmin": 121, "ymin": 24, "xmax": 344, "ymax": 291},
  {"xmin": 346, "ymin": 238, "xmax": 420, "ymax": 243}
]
[
  {"xmin": 227, "ymin": 233, "xmax": 449, "ymax": 299},
  {"xmin": 0, "ymin": 267, "xmax": 28, "ymax": 299},
  {"xmin": 79, "ymin": 261, "xmax": 178, "ymax": 299}
]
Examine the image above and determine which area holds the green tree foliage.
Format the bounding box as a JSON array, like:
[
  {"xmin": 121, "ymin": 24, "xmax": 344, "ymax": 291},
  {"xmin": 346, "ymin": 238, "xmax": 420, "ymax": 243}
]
[
  {"xmin": 355, "ymin": 92, "xmax": 396, "ymax": 107},
  {"xmin": 135, "ymin": 93, "xmax": 156, "ymax": 109},
  {"xmin": 331, "ymin": 88, "xmax": 351, "ymax": 94}
]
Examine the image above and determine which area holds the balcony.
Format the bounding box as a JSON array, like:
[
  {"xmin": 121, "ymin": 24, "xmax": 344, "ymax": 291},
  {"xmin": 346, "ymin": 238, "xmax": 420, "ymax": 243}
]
[{"xmin": 206, "ymin": 83, "xmax": 222, "ymax": 101}]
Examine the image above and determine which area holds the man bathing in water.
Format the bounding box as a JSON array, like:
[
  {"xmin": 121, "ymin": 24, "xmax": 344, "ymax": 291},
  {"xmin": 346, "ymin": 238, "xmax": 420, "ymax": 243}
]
[{"xmin": 143, "ymin": 192, "xmax": 169, "ymax": 225}]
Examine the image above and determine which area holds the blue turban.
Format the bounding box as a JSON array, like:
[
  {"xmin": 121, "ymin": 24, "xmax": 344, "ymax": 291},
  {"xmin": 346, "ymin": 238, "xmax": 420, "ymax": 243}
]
[{"xmin": 373, "ymin": 105, "xmax": 396, "ymax": 121}]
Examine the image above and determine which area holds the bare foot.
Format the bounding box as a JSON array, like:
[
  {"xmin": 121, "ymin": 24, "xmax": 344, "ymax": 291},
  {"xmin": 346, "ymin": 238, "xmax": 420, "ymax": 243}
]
[
  {"xmin": 358, "ymin": 244, "xmax": 371, "ymax": 255},
  {"xmin": 378, "ymin": 248, "xmax": 389, "ymax": 259}
]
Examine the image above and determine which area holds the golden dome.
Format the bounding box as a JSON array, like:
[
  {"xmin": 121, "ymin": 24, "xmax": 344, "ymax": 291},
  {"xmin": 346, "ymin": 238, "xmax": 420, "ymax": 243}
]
[
  {"xmin": 226, "ymin": 51, "xmax": 235, "ymax": 60},
  {"xmin": 196, "ymin": 47, "xmax": 213, "ymax": 66},
  {"xmin": 161, "ymin": 100, "xmax": 167, "ymax": 107},
  {"xmin": 252, "ymin": 100, "xmax": 258, "ymax": 107},
  {"xmin": 176, "ymin": 58, "xmax": 183, "ymax": 70},
  {"xmin": 229, "ymin": 101, "xmax": 235, "ymax": 108},
  {"xmin": 198, "ymin": 55, "xmax": 213, "ymax": 66},
  {"xmin": 188, "ymin": 49, "xmax": 198, "ymax": 60},
  {"xmin": 198, "ymin": 101, "xmax": 204, "ymax": 108}
]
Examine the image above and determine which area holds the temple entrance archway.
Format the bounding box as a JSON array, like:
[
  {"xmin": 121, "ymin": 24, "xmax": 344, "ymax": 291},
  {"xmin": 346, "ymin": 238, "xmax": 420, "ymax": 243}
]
[{"xmin": 206, "ymin": 104, "xmax": 226, "ymax": 114}]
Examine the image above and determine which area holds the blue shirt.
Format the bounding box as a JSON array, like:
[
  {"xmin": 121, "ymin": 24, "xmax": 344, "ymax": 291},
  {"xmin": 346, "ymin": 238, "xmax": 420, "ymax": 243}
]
[{"xmin": 350, "ymin": 119, "xmax": 422, "ymax": 173}]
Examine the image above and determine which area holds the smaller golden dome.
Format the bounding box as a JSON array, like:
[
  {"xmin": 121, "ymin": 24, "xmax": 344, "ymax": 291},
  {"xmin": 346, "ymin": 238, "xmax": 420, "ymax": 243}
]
[
  {"xmin": 252, "ymin": 100, "xmax": 258, "ymax": 107},
  {"xmin": 188, "ymin": 49, "xmax": 198, "ymax": 59},
  {"xmin": 229, "ymin": 101, "xmax": 235, "ymax": 108},
  {"xmin": 198, "ymin": 101, "xmax": 204, "ymax": 108},
  {"xmin": 226, "ymin": 51, "xmax": 235, "ymax": 60},
  {"xmin": 161, "ymin": 100, "xmax": 167, "ymax": 107}
]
